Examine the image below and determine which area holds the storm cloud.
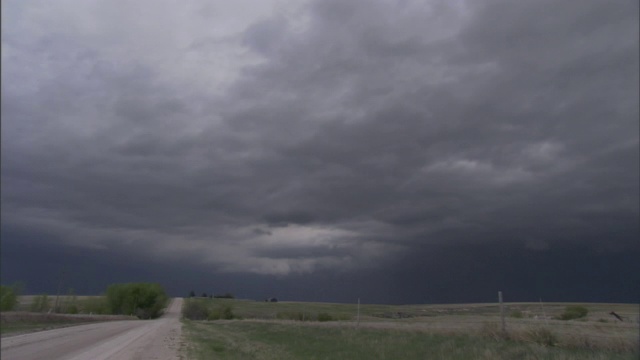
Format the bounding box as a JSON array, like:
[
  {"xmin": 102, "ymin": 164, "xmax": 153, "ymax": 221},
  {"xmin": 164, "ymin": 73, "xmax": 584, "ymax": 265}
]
[{"xmin": 2, "ymin": 0, "xmax": 638, "ymax": 302}]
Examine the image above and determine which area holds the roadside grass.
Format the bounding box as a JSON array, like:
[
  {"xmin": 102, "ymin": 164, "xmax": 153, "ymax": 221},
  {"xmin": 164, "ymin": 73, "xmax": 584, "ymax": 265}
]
[
  {"xmin": 2, "ymin": 296, "xmax": 133, "ymax": 336},
  {"xmin": 182, "ymin": 299, "xmax": 639, "ymax": 358},
  {"xmin": 0, "ymin": 312, "xmax": 135, "ymax": 336},
  {"xmin": 183, "ymin": 320, "xmax": 638, "ymax": 360},
  {"xmin": 0, "ymin": 322, "xmax": 75, "ymax": 335}
]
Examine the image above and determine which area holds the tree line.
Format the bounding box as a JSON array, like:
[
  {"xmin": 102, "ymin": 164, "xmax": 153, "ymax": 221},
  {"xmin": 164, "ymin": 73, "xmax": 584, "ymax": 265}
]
[{"xmin": 0, "ymin": 282, "xmax": 168, "ymax": 319}]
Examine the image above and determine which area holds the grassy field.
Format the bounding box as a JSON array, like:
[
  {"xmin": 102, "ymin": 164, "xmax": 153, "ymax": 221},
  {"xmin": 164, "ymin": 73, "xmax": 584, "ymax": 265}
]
[{"xmin": 182, "ymin": 299, "xmax": 639, "ymax": 359}]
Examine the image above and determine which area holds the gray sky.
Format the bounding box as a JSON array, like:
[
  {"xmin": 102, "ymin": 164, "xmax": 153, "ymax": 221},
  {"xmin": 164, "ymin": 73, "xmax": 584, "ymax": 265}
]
[{"xmin": 2, "ymin": 0, "xmax": 638, "ymax": 302}]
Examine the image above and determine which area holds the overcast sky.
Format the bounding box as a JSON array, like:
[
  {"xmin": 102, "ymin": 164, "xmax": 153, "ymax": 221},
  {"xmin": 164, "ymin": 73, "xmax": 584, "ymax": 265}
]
[{"xmin": 2, "ymin": 0, "xmax": 638, "ymax": 303}]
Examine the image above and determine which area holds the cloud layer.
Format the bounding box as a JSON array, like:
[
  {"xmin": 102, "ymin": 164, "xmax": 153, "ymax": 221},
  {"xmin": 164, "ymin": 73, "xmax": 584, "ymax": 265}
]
[{"xmin": 2, "ymin": 0, "xmax": 638, "ymax": 278}]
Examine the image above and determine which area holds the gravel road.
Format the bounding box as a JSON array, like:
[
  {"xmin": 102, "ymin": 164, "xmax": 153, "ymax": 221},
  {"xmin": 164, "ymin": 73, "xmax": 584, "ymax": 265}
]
[{"xmin": 1, "ymin": 298, "xmax": 184, "ymax": 360}]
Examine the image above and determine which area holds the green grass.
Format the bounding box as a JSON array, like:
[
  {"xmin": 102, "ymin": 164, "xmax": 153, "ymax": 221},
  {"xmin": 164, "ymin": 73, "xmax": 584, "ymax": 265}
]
[
  {"xmin": 1, "ymin": 322, "xmax": 90, "ymax": 336},
  {"xmin": 183, "ymin": 320, "xmax": 638, "ymax": 360},
  {"xmin": 181, "ymin": 299, "xmax": 639, "ymax": 359},
  {"xmin": 0, "ymin": 312, "xmax": 135, "ymax": 336}
]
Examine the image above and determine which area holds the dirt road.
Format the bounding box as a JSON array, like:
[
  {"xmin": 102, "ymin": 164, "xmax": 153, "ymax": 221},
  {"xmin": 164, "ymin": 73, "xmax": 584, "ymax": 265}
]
[{"xmin": 1, "ymin": 298, "xmax": 184, "ymax": 360}]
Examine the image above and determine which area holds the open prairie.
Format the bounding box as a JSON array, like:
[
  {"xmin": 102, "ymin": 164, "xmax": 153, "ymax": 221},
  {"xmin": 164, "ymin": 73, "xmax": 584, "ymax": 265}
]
[{"xmin": 183, "ymin": 299, "xmax": 639, "ymax": 360}]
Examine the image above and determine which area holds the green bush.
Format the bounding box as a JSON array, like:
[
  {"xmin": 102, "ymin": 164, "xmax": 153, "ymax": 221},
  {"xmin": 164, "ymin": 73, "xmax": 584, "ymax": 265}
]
[
  {"xmin": 0, "ymin": 285, "xmax": 19, "ymax": 311},
  {"xmin": 317, "ymin": 313, "xmax": 333, "ymax": 322},
  {"xmin": 208, "ymin": 305, "xmax": 236, "ymax": 320},
  {"xmin": 558, "ymin": 305, "xmax": 588, "ymax": 320},
  {"xmin": 510, "ymin": 310, "xmax": 524, "ymax": 318},
  {"xmin": 213, "ymin": 293, "xmax": 235, "ymax": 299},
  {"xmin": 183, "ymin": 299, "xmax": 209, "ymax": 320},
  {"xmin": 183, "ymin": 300, "xmax": 236, "ymax": 321},
  {"xmin": 106, "ymin": 283, "xmax": 168, "ymax": 319},
  {"xmin": 221, "ymin": 305, "xmax": 235, "ymax": 319}
]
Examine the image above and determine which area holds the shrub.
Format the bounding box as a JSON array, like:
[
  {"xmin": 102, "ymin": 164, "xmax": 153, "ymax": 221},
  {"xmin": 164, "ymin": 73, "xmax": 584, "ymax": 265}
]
[
  {"xmin": 207, "ymin": 310, "xmax": 220, "ymax": 321},
  {"xmin": 558, "ymin": 305, "xmax": 588, "ymax": 320},
  {"xmin": 317, "ymin": 313, "xmax": 333, "ymax": 322},
  {"xmin": 106, "ymin": 283, "xmax": 168, "ymax": 319},
  {"xmin": 208, "ymin": 305, "xmax": 236, "ymax": 320},
  {"xmin": 183, "ymin": 300, "xmax": 210, "ymax": 320},
  {"xmin": 0, "ymin": 285, "xmax": 19, "ymax": 311},
  {"xmin": 221, "ymin": 305, "xmax": 235, "ymax": 319},
  {"xmin": 525, "ymin": 326, "xmax": 558, "ymax": 347},
  {"xmin": 213, "ymin": 293, "xmax": 235, "ymax": 299},
  {"xmin": 510, "ymin": 310, "xmax": 524, "ymax": 318}
]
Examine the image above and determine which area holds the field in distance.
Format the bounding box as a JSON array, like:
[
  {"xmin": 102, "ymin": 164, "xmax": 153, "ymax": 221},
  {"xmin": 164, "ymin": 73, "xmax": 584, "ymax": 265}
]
[{"xmin": 182, "ymin": 298, "xmax": 639, "ymax": 360}]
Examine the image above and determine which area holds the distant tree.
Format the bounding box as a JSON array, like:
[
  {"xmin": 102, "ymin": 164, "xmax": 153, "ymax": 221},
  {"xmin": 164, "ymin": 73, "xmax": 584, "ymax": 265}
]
[
  {"xmin": 201, "ymin": 292, "xmax": 207, "ymax": 298},
  {"xmin": 0, "ymin": 285, "xmax": 19, "ymax": 311},
  {"xmin": 189, "ymin": 290, "xmax": 196, "ymax": 298},
  {"xmin": 213, "ymin": 293, "xmax": 234, "ymax": 299},
  {"xmin": 106, "ymin": 283, "xmax": 168, "ymax": 319}
]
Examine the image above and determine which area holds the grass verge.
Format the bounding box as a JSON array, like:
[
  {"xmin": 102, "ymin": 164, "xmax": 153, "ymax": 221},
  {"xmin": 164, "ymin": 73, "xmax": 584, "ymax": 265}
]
[
  {"xmin": 0, "ymin": 312, "xmax": 136, "ymax": 336},
  {"xmin": 183, "ymin": 320, "xmax": 638, "ymax": 360}
]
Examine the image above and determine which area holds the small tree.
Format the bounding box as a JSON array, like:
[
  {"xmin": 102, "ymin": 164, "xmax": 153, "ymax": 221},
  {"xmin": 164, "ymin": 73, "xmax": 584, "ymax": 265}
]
[
  {"xmin": 0, "ymin": 283, "xmax": 22, "ymax": 311},
  {"xmin": 106, "ymin": 283, "xmax": 168, "ymax": 319},
  {"xmin": 202, "ymin": 292, "xmax": 208, "ymax": 298},
  {"xmin": 189, "ymin": 290, "xmax": 196, "ymax": 298},
  {"xmin": 213, "ymin": 292, "xmax": 234, "ymax": 299}
]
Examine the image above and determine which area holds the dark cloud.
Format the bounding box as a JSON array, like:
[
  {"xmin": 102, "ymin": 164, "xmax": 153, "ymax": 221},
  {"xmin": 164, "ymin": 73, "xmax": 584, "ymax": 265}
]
[{"xmin": 1, "ymin": 0, "xmax": 637, "ymax": 302}]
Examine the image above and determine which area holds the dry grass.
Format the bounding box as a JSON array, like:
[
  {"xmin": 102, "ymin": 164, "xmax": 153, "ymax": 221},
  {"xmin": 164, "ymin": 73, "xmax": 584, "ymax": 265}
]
[
  {"xmin": 0, "ymin": 312, "xmax": 136, "ymax": 336},
  {"xmin": 183, "ymin": 299, "xmax": 639, "ymax": 357}
]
